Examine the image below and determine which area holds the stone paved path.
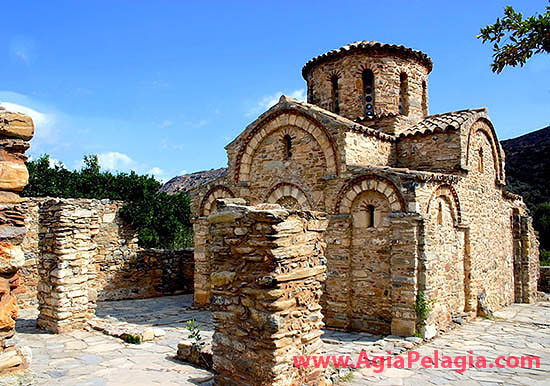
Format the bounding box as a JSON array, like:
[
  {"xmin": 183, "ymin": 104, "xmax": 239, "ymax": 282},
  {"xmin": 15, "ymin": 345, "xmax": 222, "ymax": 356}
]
[
  {"xmin": 350, "ymin": 302, "xmax": 550, "ymax": 385},
  {"xmin": 1, "ymin": 295, "xmax": 215, "ymax": 386},
  {"xmin": 1, "ymin": 296, "xmax": 548, "ymax": 385}
]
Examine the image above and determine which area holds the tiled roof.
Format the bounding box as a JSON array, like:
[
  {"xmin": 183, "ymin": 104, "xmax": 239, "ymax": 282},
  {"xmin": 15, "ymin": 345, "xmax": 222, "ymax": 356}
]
[
  {"xmin": 281, "ymin": 96, "xmax": 397, "ymax": 141},
  {"xmin": 160, "ymin": 168, "xmax": 227, "ymax": 194},
  {"xmin": 302, "ymin": 40, "xmax": 433, "ymax": 78},
  {"xmin": 399, "ymin": 108, "xmax": 488, "ymax": 137}
]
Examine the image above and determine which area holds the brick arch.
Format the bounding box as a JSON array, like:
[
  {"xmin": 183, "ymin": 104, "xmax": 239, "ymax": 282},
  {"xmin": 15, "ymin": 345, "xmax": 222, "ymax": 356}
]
[
  {"xmin": 199, "ymin": 185, "xmax": 235, "ymax": 216},
  {"xmin": 465, "ymin": 118, "xmax": 504, "ymax": 183},
  {"xmin": 234, "ymin": 109, "xmax": 339, "ymax": 182},
  {"xmin": 327, "ymin": 70, "xmax": 342, "ymax": 81},
  {"xmin": 355, "ymin": 63, "xmax": 378, "ymax": 77},
  {"xmin": 265, "ymin": 182, "xmax": 313, "ymax": 210},
  {"xmin": 335, "ymin": 175, "xmax": 406, "ymax": 214},
  {"xmin": 426, "ymin": 184, "xmax": 462, "ymax": 225}
]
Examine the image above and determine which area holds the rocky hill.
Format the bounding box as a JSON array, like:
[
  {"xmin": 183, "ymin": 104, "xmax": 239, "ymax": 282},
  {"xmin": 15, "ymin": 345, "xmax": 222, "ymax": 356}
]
[
  {"xmin": 160, "ymin": 168, "xmax": 227, "ymax": 194},
  {"xmin": 501, "ymin": 126, "xmax": 550, "ymax": 208}
]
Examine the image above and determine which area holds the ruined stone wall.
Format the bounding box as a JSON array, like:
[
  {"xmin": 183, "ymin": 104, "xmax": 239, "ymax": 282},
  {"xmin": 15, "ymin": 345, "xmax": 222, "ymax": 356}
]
[
  {"xmin": 18, "ymin": 197, "xmax": 193, "ymax": 306},
  {"xmin": 397, "ymin": 131, "xmax": 462, "ymax": 172},
  {"xmin": 208, "ymin": 200, "xmax": 327, "ymax": 386},
  {"xmin": 0, "ymin": 108, "xmax": 34, "ymax": 373},
  {"xmin": 36, "ymin": 199, "xmax": 97, "ymax": 333},
  {"xmin": 304, "ymin": 51, "xmax": 430, "ymax": 131}
]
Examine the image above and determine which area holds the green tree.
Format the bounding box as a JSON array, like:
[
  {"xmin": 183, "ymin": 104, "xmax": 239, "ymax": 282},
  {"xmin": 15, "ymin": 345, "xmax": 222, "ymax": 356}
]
[
  {"xmin": 478, "ymin": 3, "xmax": 550, "ymax": 73},
  {"xmin": 23, "ymin": 154, "xmax": 192, "ymax": 249},
  {"xmin": 533, "ymin": 202, "xmax": 550, "ymax": 251}
]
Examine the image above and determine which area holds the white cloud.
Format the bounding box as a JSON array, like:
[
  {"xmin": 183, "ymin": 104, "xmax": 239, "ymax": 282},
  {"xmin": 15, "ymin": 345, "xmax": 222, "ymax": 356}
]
[
  {"xmin": 247, "ymin": 88, "xmax": 306, "ymax": 116},
  {"xmin": 48, "ymin": 157, "xmax": 65, "ymax": 168},
  {"xmin": 0, "ymin": 101, "xmax": 59, "ymax": 148},
  {"xmin": 97, "ymin": 152, "xmax": 134, "ymax": 171},
  {"xmin": 147, "ymin": 167, "xmax": 172, "ymax": 183}
]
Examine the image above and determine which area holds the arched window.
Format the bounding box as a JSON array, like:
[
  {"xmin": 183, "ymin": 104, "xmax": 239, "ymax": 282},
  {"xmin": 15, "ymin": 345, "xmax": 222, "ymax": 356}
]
[
  {"xmin": 422, "ymin": 80, "xmax": 428, "ymax": 116},
  {"xmin": 399, "ymin": 73, "xmax": 409, "ymax": 115},
  {"xmin": 362, "ymin": 70, "xmax": 375, "ymax": 117},
  {"xmin": 282, "ymin": 134, "xmax": 292, "ymax": 160},
  {"xmin": 478, "ymin": 148, "xmax": 484, "ymax": 173},
  {"xmin": 330, "ymin": 75, "xmax": 340, "ymax": 114},
  {"xmin": 437, "ymin": 201, "xmax": 443, "ymax": 225},
  {"xmin": 366, "ymin": 204, "xmax": 375, "ymax": 228}
]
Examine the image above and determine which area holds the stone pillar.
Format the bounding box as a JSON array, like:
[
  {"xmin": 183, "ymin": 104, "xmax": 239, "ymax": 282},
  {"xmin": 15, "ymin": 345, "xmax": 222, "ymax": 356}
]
[
  {"xmin": 519, "ymin": 216, "xmax": 539, "ymax": 303},
  {"xmin": 389, "ymin": 213, "xmax": 422, "ymax": 337},
  {"xmin": 192, "ymin": 217, "xmax": 210, "ymax": 307},
  {"xmin": 208, "ymin": 200, "xmax": 328, "ymax": 386},
  {"xmin": 37, "ymin": 200, "xmax": 98, "ymax": 333},
  {"xmin": 0, "ymin": 108, "xmax": 34, "ymax": 373}
]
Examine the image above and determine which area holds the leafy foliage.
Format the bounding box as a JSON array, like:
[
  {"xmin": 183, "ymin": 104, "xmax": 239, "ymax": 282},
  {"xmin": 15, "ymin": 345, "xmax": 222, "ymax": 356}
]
[
  {"xmin": 23, "ymin": 154, "xmax": 192, "ymax": 249},
  {"xmin": 415, "ymin": 291, "xmax": 433, "ymax": 327},
  {"xmin": 478, "ymin": 3, "xmax": 550, "ymax": 73},
  {"xmin": 533, "ymin": 202, "xmax": 550, "ymax": 251},
  {"xmin": 185, "ymin": 319, "xmax": 205, "ymax": 354}
]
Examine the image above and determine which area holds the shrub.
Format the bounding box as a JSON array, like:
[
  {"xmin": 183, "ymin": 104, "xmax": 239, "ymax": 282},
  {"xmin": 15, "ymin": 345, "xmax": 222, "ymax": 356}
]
[{"xmin": 23, "ymin": 154, "xmax": 192, "ymax": 249}]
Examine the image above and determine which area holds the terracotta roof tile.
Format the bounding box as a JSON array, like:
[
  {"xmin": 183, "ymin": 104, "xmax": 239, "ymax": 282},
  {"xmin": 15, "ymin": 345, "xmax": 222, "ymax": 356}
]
[
  {"xmin": 302, "ymin": 40, "xmax": 433, "ymax": 78},
  {"xmin": 399, "ymin": 108, "xmax": 488, "ymax": 137}
]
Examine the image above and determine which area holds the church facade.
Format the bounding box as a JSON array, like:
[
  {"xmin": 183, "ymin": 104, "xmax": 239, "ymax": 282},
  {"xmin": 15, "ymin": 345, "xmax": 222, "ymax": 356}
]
[{"xmin": 189, "ymin": 41, "xmax": 540, "ymax": 336}]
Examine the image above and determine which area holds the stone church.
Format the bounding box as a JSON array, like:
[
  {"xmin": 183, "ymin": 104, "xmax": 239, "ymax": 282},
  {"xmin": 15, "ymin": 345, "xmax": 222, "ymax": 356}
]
[{"xmin": 188, "ymin": 41, "xmax": 540, "ymax": 336}]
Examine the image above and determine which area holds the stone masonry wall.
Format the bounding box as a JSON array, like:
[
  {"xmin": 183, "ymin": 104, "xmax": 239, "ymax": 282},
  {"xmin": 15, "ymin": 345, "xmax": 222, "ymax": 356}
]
[
  {"xmin": 0, "ymin": 108, "xmax": 34, "ymax": 373},
  {"xmin": 36, "ymin": 199, "xmax": 97, "ymax": 333},
  {"xmin": 304, "ymin": 51, "xmax": 430, "ymax": 132},
  {"xmin": 208, "ymin": 200, "xmax": 328, "ymax": 386},
  {"xmin": 397, "ymin": 131, "xmax": 462, "ymax": 173},
  {"xmin": 18, "ymin": 197, "xmax": 193, "ymax": 307}
]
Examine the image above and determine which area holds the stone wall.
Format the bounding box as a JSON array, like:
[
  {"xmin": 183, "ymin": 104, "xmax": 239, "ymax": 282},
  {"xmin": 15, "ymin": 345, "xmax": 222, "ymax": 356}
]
[
  {"xmin": 36, "ymin": 199, "xmax": 97, "ymax": 333},
  {"xmin": 208, "ymin": 200, "xmax": 327, "ymax": 386},
  {"xmin": 0, "ymin": 107, "xmax": 34, "ymax": 373},
  {"xmin": 303, "ymin": 49, "xmax": 430, "ymax": 133},
  {"xmin": 397, "ymin": 131, "xmax": 462, "ymax": 172},
  {"xmin": 18, "ymin": 197, "xmax": 193, "ymax": 307}
]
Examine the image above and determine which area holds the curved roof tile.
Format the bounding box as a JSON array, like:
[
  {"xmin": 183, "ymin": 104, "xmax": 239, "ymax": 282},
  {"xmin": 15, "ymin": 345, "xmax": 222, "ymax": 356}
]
[
  {"xmin": 398, "ymin": 108, "xmax": 487, "ymax": 137},
  {"xmin": 302, "ymin": 40, "xmax": 433, "ymax": 78}
]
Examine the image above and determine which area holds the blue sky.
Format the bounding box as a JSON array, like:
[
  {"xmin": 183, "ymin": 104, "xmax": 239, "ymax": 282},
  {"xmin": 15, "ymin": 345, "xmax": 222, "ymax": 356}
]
[{"xmin": 1, "ymin": 0, "xmax": 549, "ymax": 181}]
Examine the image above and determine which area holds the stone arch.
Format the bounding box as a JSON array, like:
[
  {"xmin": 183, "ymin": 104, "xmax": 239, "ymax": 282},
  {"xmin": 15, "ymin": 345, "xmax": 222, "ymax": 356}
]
[
  {"xmin": 465, "ymin": 118, "xmax": 504, "ymax": 183},
  {"xmin": 265, "ymin": 182, "xmax": 313, "ymax": 210},
  {"xmin": 426, "ymin": 184, "xmax": 462, "ymax": 225},
  {"xmin": 335, "ymin": 175, "xmax": 406, "ymax": 214},
  {"xmin": 199, "ymin": 185, "xmax": 235, "ymax": 216},
  {"xmin": 234, "ymin": 110, "xmax": 339, "ymax": 182}
]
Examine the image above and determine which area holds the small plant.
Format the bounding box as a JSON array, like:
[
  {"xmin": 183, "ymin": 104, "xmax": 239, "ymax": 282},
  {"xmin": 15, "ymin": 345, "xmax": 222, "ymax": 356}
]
[
  {"xmin": 123, "ymin": 334, "xmax": 141, "ymax": 344},
  {"xmin": 185, "ymin": 319, "xmax": 205, "ymax": 354},
  {"xmin": 413, "ymin": 332, "xmax": 423, "ymax": 338},
  {"xmin": 337, "ymin": 371, "xmax": 354, "ymax": 383},
  {"xmin": 415, "ymin": 291, "xmax": 433, "ymax": 333}
]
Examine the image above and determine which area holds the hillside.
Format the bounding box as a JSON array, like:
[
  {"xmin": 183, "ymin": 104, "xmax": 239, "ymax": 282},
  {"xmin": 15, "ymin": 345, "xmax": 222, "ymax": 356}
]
[
  {"xmin": 501, "ymin": 126, "xmax": 550, "ymax": 208},
  {"xmin": 160, "ymin": 168, "xmax": 227, "ymax": 194}
]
